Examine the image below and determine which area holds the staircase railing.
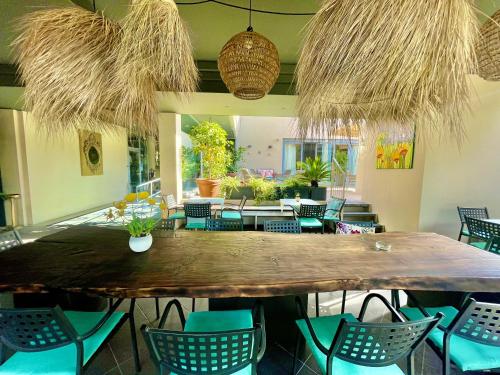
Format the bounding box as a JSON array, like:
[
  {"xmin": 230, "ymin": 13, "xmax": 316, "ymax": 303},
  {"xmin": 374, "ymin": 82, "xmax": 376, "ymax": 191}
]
[
  {"xmin": 135, "ymin": 178, "xmax": 161, "ymax": 197},
  {"xmin": 330, "ymin": 158, "xmax": 347, "ymax": 199}
]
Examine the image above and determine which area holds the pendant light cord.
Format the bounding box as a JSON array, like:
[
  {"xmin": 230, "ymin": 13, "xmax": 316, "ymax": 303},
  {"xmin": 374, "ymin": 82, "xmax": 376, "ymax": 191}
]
[
  {"xmin": 247, "ymin": 0, "xmax": 253, "ymax": 31},
  {"xmin": 176, "ymin": 0, "xmax": 315, "ymax": 16}
]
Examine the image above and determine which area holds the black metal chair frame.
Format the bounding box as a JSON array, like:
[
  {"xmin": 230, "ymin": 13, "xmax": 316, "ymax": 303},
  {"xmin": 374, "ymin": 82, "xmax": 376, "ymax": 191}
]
[
  {"xmin": 155, "ymin": 218, "xmax": 176, "ymax": 231},
  {"xmin": 141, "ymin": 299, "xmax": 266, "ymax": 375},
  {"xmin": 263, "ymin": 220, "xmax": 301, "ymax": 234},
  {"xmin": 457, "ymin": 207, "xmax": 489, "ymax": 242},
  {"xmin": 184, "ymin": 203, "xmax": 212, "ymax": 230},
  {"xmin": 485, "ymin": 235, "xmax": 500, "ymax": 255},
  {"xmin": 0, "ymin": 229, "xmax": 22, "ymax": 252},
  {"xmin": 220, "ymin": 196, "xmax": 247, "ymax": 230},
  {"xmin": 293, "ymin": 204, "xmax": 327, "ymax": 234},
  {"xmin": 293, "ymin": 293, "xmax": 442, "ymax": 375},
  {"xmin": 0, "ymin": 299, "xmax": 130, "ymax": 375},
  {"xmin": 404, "ymin": 291, "xmax": 500, "ymax": 375},
  {"xmin": 464, "ymin": 215, "xmax": 500, "ymax": 243},
  {"xmin": 206, "ymin": 218, "xmax": 243, "ymax": 231}
]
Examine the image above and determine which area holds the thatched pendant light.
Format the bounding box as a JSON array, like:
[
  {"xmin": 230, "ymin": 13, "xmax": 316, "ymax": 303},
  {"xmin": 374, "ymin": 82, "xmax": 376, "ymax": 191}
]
[
  {"xmin": 115, "ymin": 0, "xmax": 199, "ymax": 134},
  {"xmin": 477, "ymin": 9, "xmax": 500, "ymax": 81},
  {"xmin": 296, "ymin": 0, "xmax": 479, "ymax": 140},
  {"xmin": 12, "ymin": 7, "xmax": 121, "ymax": 133},
  {"xmin": 218, "ymin": 0, "xmax": 280, "ymax": 100}
]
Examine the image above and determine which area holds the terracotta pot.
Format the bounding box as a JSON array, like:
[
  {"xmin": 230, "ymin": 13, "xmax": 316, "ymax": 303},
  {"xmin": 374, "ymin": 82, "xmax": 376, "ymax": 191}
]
[{"xmin": 196, "ymin": 178, "xmax": 221, "ymax": 197}]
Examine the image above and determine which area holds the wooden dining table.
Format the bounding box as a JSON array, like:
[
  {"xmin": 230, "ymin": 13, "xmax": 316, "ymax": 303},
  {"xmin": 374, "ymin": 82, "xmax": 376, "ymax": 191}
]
[{"xmin": 1, "ymin": 226, "xmax": 499, "ymax": 371}]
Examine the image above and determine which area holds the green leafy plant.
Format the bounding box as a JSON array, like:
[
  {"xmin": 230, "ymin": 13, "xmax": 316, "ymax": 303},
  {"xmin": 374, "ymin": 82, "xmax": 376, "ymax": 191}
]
[
  {"xmin": 127, "ymin": 215, "xmax": 157, "ymax": 237},
  {"xmin": 248, "ymin": 177, "xmax": 276, "ymax": 204},
  {"xmin": 335, "ymin": 149, "xmax": 349, "ymax": 171},
  {"xmin": 219, "ymin": 176, "xmax": 241, "ymax": 198},
  {"xmin": 280, "ymin": 174, "xmax": 309, "ymax": 189},
  {"xmin": 297, "ymin": 157, "xmax": 331, "ymax": 187},
  {"xmin": 181, "ymin": 146, "xmax": 200, "ymax": 180},
  {"xmin": 227, "ymin": 144, "xmax": 246, "ymax": 174},
  {"xmin": 190, "ymin": 121, "xmax": 231, "ymax": 179}
]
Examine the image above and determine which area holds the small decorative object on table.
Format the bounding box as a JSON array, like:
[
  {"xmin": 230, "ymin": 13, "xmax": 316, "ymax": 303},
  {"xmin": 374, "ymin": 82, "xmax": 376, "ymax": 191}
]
[
  {"xmin": 107, "ymin": 191, "xmax": 160, "ymax": 253},
  {"xmin": 295, "ymin": 192, "xmax": 301, "ymax": 202},
  {"xmin": 375, "ymin": 241, "xmax": 392, "ymax": 251}
]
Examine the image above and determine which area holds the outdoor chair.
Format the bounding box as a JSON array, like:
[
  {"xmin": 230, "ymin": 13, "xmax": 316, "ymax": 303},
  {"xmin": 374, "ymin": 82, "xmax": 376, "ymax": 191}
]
[
  {"xmin": 294, "ymin": 293, "xmax": 442, "ymax": 375},
  {"xmin": 264, "ymin": 220, "xmax": 301, "ymax": 233},
  {"xmin": 457, "ymin": 207, "xmax": 489, "ymax": 242},
  {"xmin": 485, "ymin": 236, "xmax": 500, "ymax": 255},
  {"xmin": 0, "ymin": 229, "xmax": 22, "ymax": 252},
  {"xmin": 401, "ymin": 291, "xmax": 500, "ymax": 375},
  {"xmin": 164, "ymin": 194, "xmax": 185, "ymax": 221},
  {"xmin": 293, "ymin": 204, "xmax": 327, "ymax": 234},
  {"xmin": 155, "ymin": 218, "xmax": 175, "ymax": 231},
  {"xmin": 220, "ymin": 196, "xmax": 247, "ymax": 229},
  {"xmin": 142, "ymin": 300, "xmax": 266, "ymax": 375},
  {"xmin": 184, "ymin": 203, "xmax": 212, "ymax": 230},
  {"xmin": 464, "ymin": 216, "xmax": 500, "ymax": 250},
  {"xmin": 0, "ymin": 299, "xmax": 130, "ymax": 375},
  {"xmin": 323, "ymin": 198, "xmax": 346, "ymax": 224},
  {"xmin": 206, "ymin": 218, "xmax": 242, "ymax": 231}
]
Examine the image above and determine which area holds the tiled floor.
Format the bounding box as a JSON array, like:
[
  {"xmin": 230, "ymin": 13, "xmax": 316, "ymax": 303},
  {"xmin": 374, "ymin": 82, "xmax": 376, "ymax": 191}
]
[{"xmin": 76, "ymin": 291, "xmax": 481, "ymax": 375}]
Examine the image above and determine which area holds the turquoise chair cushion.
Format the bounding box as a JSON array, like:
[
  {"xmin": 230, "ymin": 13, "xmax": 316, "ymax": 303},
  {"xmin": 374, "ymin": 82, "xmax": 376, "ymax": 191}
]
[
  {"xmin": 169, "ymin": 211, "xmax": 185, "ymax": 220},
  {"xmin": 0, "ymin": 311, "xmax": 125, "ymax": 375},
  {"xmin": 401, "ymin": 306, "xmax": 500, "ymax": 371},
  {"xmin": 296, "ymin": 314, "xmax": 404, "ymax": 375},
  {"xmin": 221, "ymin": 211, "xmax": 242, "ymax": 220},
  {"xmin": 171, "ymin": 310, "xmax": 254, "ymax": 375},
  {"xmin": 298, "ymin": 218, "xmax": 323, "ymax": 228},
  {"xmin": 461, "ymin": 228, "xmax": 470, "ymax": 236},
  {"xmin": 185, "ymin": 217, "xmax": 207, "ymax": 229},
  {"xmin": 323, "ymin": 215, "xmax": 340, "ymax": 222},
  {"xmin": 470, "ymin": 241, "xmax": 488, "ymax": 250}
]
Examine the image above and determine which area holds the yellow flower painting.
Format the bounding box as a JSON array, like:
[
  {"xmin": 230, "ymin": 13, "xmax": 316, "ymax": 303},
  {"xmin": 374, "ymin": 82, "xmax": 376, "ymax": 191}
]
[{"xmin": 376, "ymin": 132, "xmax": 415, "ymax": 169}]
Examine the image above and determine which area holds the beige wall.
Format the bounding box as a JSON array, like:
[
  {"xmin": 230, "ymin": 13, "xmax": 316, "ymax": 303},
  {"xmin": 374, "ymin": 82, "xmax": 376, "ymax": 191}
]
[
  {"xmin": 419, "ymin": 77, "xmax": 500, "ymax": 237},
  {"xmin": 236, "ymin": 116, "xmax": 297, "ymax": 174},
  {"xmin": 159, "ymin": 113, "xmax": 182, "ymax": 202},
  {"xmin": 0, "ymin": 110, "xmax": 129, "ymax": 225},
  {"xmin": 356, "ymin": 138, "xmax": 426, "ymax": 232}
]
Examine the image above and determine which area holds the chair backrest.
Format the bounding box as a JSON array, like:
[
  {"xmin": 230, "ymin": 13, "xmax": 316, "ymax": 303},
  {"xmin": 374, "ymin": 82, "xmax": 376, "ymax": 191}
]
[
  {"xmin": 238, "ymin": 196, "xmax": 248, "ymax": 211},
  {"xmin": 143, "ymin": 328, "xmax": 261, "ymax": 375},
  {"xmin": 156, "ymin": 218, "xmax": 175, "ymax": 231},
  {"xmin": 458, "ymin": 206, "xmax": 489, "ymax": 224},
  {"xmin": 165, "ymin": 194, "xmax": 178, "ymax": 210},
  {"xmin": 264, "ymin": 220, "xmax": 301, "ymax": 234},
  {"xmin": 465, "ymin": 216, "xmax": 500, "ymax": 240},
  {"xmin": 206, "ymin": 219, "xmax": 242, "ymax": 231},
  {"xmin": 326, "ymin": 198, "xmax": 346, "ymax": 217},
  {"xmin": 298, "ymin": 204, "xmax": 326, "ymax": 218},
  {"xmin": 0, "ymin": 306, "xmax": 77, "ymax": 352},
  {"xmin": 331, "ymin": 316, "xmax": 440, "ymax": 367},
  {"xmin": 487, "ymin": 236, "xmax": 500, "ymax": 255},
  {"xmin": 449, "ymin": 299, "xmax": 500, "ymax": 346},
  {"xmin": 0, "ymin": 230, "xmax": 22, "ymax": 252},
  {"xmin": 184, "ymin": 203, "xmax": 212, "ymax": 218}
]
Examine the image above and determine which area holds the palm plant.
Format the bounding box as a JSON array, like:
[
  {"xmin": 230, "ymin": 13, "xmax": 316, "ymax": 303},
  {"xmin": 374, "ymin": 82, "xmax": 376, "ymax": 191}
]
[{"xmin": 298, "ymin": 157, "xmax": 331, "ymax": 187}]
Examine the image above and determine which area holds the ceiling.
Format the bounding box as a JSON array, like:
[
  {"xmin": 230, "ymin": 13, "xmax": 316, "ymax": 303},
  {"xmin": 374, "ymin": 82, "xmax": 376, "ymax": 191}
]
[{"xmin": 1, "ymin": 0, "xmax": 498, "ymax": 65}]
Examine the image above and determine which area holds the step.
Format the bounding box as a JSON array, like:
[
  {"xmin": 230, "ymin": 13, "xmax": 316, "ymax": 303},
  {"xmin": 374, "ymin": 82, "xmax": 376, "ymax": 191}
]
[
  {"xmin": 342, "ymin": 211, "xmax": 378, "ymax": 223},
  {"xmin": 343, "ymin": 202, "xmax": 370, "ymax": 213}
]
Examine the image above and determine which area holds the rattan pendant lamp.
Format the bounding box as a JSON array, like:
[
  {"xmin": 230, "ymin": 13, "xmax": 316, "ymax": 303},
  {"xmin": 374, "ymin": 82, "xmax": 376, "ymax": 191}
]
[{"xmin": 217, "ymin": 0, "xmax": 280, "ymax": 100}]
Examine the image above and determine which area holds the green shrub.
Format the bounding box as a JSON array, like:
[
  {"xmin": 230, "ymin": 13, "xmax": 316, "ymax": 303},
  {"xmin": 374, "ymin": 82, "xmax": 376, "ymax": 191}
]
[
  {"xmin": 248, "ymin": 177, "xmax": 276, "ymax": 204},
  {"xmin": 219, "ymin": 176, "xmax": 241, "ymax": 198},
  {"xmin": 181, "ymin": 146, "xmax": 200, "ymax": 180}
]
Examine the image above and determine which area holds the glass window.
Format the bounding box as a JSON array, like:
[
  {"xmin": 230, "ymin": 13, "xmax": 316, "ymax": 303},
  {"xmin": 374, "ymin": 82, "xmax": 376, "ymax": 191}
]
[{"xmin": 303, "ymin": 143, "xmax": 316, "ymax": 161}]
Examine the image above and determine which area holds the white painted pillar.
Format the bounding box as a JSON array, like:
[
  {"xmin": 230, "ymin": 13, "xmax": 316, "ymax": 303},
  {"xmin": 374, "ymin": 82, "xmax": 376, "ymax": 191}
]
[{"xmin": 158, "ymin": 113, "xmax": 183, "ymax": 203}]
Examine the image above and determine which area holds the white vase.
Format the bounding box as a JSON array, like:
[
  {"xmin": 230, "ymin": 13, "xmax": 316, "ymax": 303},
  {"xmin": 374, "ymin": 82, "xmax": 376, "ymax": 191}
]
[{"xmin": 129, "ymin": 234, "xmax": 153, "ymax": 253}]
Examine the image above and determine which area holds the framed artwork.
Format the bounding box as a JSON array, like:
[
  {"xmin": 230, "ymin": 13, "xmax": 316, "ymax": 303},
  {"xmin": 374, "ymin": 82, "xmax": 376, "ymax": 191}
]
[
  {"xmin": 376, "ymin": 130, "xmax": 415, "ymax": 169},
  {"xmin": 79, "ymin": 130, "xmax": 103, "ymax": 176}
]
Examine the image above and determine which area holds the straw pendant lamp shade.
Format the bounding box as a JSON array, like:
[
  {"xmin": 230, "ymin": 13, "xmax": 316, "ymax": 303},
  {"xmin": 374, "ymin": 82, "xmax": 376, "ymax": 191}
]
[
  {"xmin": 477, "ymin": 9, "xmax": 500, "ymax": 81},
  {"xmin": 296, "ymin": 0, "xmax": 479, "ymax": 140},
  {"xmin": 11, "ymin": 7, "xmax": 121, "ymax": 134},
  {"xmin": 218, "ymin": 26, "xmax": 280, "ymax": 100}
]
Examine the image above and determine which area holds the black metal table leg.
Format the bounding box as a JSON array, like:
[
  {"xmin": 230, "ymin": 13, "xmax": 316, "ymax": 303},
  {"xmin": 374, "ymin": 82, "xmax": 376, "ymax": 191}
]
[
  {"xmin": 155, "ymin": 298, "xmax": 160, "ymax": 320},
  {"xmin": 129, "ymin": 298, "xmax": 141, "ymax": 373}
]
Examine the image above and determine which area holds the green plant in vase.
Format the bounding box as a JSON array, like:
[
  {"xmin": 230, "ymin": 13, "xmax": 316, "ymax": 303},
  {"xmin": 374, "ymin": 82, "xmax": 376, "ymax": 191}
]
[{"xmin": 297, "ymin": 157, "xmax": 331, "ymax": 187}]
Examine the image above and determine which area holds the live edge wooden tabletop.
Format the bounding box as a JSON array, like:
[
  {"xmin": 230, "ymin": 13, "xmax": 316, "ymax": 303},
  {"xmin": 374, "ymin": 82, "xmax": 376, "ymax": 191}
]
[{"xmin": 0, "ymin": 226, "xmax": 499, "ymax": 299}]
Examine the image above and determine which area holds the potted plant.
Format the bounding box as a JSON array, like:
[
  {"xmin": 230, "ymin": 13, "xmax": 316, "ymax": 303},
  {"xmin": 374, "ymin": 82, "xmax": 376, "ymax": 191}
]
[
  {"xmin": 279, "ymin": 174, "xmax": 311, "ymax": 199},
  {"xmin": 227, "ymin": 144, "xmax": 246, "ymax": 177},
  {"xmin": 297, "ymin": 157, "xmax": 330, "ymax": 200},
  {"xmin": 127, "ymin": 215, "xmax": 157, "ymax": 252},
  {"xmin": 190, "ymin": 121, "xmax": 231, "ymax": 197}
]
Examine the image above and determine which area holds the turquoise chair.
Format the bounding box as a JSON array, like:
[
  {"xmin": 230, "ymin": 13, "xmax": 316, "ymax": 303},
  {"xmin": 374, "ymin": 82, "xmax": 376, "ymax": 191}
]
[
  {"xmin": 294, "ymin": 293, "xmax": 442, "ymax": 375},
  {"xmin": 485, "ymin": 236, "xmax": 500, "ymax": 255},
  {"xmin": 166, "ymin": 194, "xmax": 186, "ymax": 221},
  {"xmin": 323, "ymin": 198, "xmax": 346, "ymax": 223},
  {"xmin": 401, "ymin": 292, "xmax": 500, "ymax": 375},
  {"xmin": 184, "ymin": 203, "xmax": 212, "ymax": 230},
  {"xmin": 206, "ymin": 218, "xmax": 243, "ymax": 231},
  {"xmin": 0, "ymin": 299, "xmax": 129, "ymax": 375},
  {"xmin": 142, "ymin": 299, "xmax": 266, "ymax": 375},
  {"xmin": 263, "ymin": 220, "xmax": 301, "ymax": 233},
  {"xmin": 464, "ymin": 216, "xmax": 500, "ymax": 250},
  {"xmin": 220, "ymin": 196, "xmax": 247, "ymax": 230},
  {"xmin": 457, "ymin": 207, "xmax": 489, "ymax": 242},
  {"xmin": 293, "ymin": 204, "xmax": 327, "ymax": 234}
]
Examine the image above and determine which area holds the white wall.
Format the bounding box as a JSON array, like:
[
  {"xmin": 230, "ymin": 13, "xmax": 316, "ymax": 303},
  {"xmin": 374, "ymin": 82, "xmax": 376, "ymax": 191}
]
[
  {"xmin": 419, "ymin": 77, "xmax": 500, "ymax": 237},
  {"xmin": 236, "ymin": 116, "xmax": 298, "ymax": 174},
  {"xmin": 0, "ymin": 110, "xmax": 129, "ymax": 225}
]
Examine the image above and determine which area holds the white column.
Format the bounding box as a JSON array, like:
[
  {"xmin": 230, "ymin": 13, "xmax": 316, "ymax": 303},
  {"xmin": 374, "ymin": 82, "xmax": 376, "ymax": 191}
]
[{"xmin": 159, "ymin": 113, "xmax": 183, "ymax": 203}]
